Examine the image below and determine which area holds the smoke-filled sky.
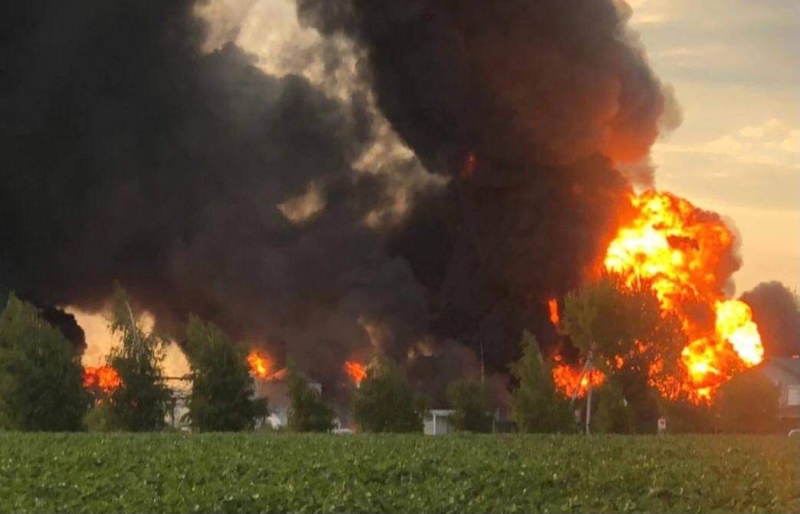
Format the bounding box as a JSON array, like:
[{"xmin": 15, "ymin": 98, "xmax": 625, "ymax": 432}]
[
  {"xmin": 3, "ymin": 0, "xmax": 796, "ymax": 384},
  {"xmin": 203, "ymin": 0, "xmax": 800, "ymax": 295}
]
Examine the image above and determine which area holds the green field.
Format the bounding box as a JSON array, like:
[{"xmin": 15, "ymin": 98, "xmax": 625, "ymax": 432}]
[{"xmin": 0, "ymin": 434, "xmax": 797, "ymax": 513}]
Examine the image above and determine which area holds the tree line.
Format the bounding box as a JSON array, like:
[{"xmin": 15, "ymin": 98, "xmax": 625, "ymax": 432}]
[{"xmin": 0, "ymin": 278, "xmax": 782, "ymax": 434}]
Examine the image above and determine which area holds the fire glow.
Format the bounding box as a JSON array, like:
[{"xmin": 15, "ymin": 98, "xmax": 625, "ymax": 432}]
[
  {"xmin": 603, "ymin": 191, "xmax": 763, "ymax": 402},
  {"xmin": 344, "ymin": 361, "xmax": 367, "ymax": 387},
  {"xmin": 82, "ymin": 366, "xmax": 122, "ymax": 393},
  {"xmin": 246, "ymin": 349, "xmax": 286, "ymax": 381},
  {"xmin": 552, "ymin": 360, "xmax": 605, "ymax": 399},
  {"xmin": 547, "ymin": 299, "xmax": 560, "ymax": 329}
]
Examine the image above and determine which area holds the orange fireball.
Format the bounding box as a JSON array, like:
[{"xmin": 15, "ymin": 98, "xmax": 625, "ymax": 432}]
[
  {"xmin": 601, "ymin": 190, "xmax": 763, "ymax": 402},
  {"xmin": 83, "ymin": 366, "xmax": 122, "ymax": 393},
  {"xmin": 247, "ymin": 350, "xmax": 274, "ymax": 379}
]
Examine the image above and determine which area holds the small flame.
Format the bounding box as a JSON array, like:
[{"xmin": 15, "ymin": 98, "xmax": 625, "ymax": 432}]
[
  {"xmin": 547, "ymin": 298, "xmax": 560, "ymax": 328},
  {"xmin": 82, "ymin": 366, "xmax": 122, "ymax": 393},
  {"xmin": 247, "ymin": 350, "xmax": 276, "ymax": 380},
  {"xmin": 461, "ymin": 152, "xmax": 477, "ymax": 179},
  {"xmin": 344, "ymin": 361, "xmax": 367, "ymax": 386}
]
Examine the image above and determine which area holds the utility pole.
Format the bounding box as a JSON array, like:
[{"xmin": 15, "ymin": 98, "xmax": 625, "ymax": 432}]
[
  {"xmin": 585, "ymin": 376, "xmax": 593, "ymax": 435},
  {"xmin": 480, "ymin": 340, "xmax": 485, "ymax": 384},
  {"xmin": 569, "ymin": 344, "xmax": 596, "ymax": 435}
]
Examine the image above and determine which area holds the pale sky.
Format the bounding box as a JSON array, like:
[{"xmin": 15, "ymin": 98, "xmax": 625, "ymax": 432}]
[{"xmin": 629, "ymin": 0, "xmax": 799, "ymax": 294}]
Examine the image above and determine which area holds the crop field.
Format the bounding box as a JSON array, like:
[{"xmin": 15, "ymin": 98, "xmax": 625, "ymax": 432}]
[{"xmin": 0, "ymin": 433, "xmax": 797, "ymax": 513}]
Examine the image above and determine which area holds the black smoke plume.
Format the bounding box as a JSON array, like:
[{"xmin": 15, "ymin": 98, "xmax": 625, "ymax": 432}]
[
  {"xmin": 741, "ymin": 282, "xmax": 800, "ymax": 358},
  {"xmin": 1, "ymin": 0, "xmax": 427, "ymax": 388},
  {"xmin": 1, "ymin": 0, "xmax": 675, "ymax": 387},
  {"xmin": 299, "ymin": 0, "xmax": 677, "ymax": 365}
]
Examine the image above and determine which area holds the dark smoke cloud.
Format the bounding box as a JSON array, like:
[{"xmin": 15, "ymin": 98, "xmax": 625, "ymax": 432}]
[
  {"xmin": 741, "ymin": 282, "xmax": 800, "ymax": 358},
  {"xmin": 2, "ymin": 0, "xmax": 677, "ymax": 387},
  {"xmin": 298, "ymin": 0, "xmax": 675, "ymax": 365},
  {"xmin": 297, "ymin": 0, "xmax": 672, "ymax": 170},
  {"xmin": 0, "ymin": 0, "xmax": 426, "ymax": 385}
]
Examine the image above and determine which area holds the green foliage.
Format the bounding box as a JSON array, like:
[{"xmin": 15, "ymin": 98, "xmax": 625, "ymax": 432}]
[
  {"xmin": 0, "ymin": 294, "xmax": 88, "ymax": 431},
  {"xmin": 286, "ymin": 362, "xmax": 334, "ymax": 433},
  {"xmin": 352, "ymin": 354, "xmax": 422, "ymax": 433},
  {"xmin": 561, "ymin": 274, "xmax": 687, "ymax": 430},
  {"xmin": 562, "ymin": 274, "xmax": 685, "ymax": 378},
  {"xmin": 447, "ymin": 380, "xmax": 493, "ymax": 433},
  {"xmin": 0, "ymin": 433, "xmax": 798, "ymax": 512},
  {"xmin": 84, "ymin": 403, "xmax": 114, "ymax": 433},
  {"xmin": 509, "ymin": 331, "xmax": 574, "ymax": 433},
  {"xmin": 184, "ymin": 315, "xmax": 267, "ymax": 431},
  {"xmin": 593, "ymin": 381, "xmax": 636, "ymax": 434},
  {"xmin": 657, "ymin": 398, "xmax": 715, "ymax": 434},
  {"xmin": 104, "ymin": 284, "xmax": 171, "ymax": 432},
  {"xmin": 714, "ymin": 370, "xmax": 780, "ymax": 434}
]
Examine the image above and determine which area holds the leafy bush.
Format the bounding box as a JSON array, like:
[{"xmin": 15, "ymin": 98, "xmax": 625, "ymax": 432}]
[
  {"xmin": 286, "ymin": 362, "xmax": 334, "ymax": 433},
  {"xmin": 352, "ymin": 354, "xmax": 422, "ymax": 433},
  {"xmin": 104, "ymin": 284, "xmax": 171, "ymax": 432},
  {"xmin": 0, "ymin": 294, "xmax": 88, "ymax": 431},
  {"xmin": 714, "ymin": 370, "xmax": 780, "ymax": 434},
  {"xmin": 185, "ymin": 315, "xmax": 267, "ymax": 431},
  {"xmin": 510, "ymin": 331, "xmax": 574, "ymax": 433},
  {"xmin": 447, "ymin": 380, "xmax": 493, "ymax": 433}
]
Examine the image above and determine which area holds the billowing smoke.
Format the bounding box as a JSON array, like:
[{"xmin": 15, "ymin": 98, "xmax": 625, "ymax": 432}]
[
  {"xmin": 741, "ymin": 282, "xmax": 800, "ymax": 358},
  {"xmin": 1, "ymin": 0, "xmax": 677, "ymax": 389},
  {"xmin": 298, "ymin": 0, "xmax": 679, "ymax": 365},
  {"xmin": 0, "ymin": 0, "xmax": 427, "ymax": 387}
]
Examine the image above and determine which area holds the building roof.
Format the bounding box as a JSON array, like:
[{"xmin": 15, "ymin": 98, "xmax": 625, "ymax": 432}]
[
  {"xmin": 757, "ymin": 357, "xmax": 800, "ymax": 385},
  {"xmin": 427, "ymin": 409, "xmax": 455, "ymax": 416},
  {"xmin": 780, "ymin": 405, "xmax": 800, "ymax": 419}
]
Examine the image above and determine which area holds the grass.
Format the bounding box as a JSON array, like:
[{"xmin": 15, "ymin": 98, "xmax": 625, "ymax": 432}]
[{"xmin": 0, "ymin": 433, "xmax": 797, "ymax": 513}]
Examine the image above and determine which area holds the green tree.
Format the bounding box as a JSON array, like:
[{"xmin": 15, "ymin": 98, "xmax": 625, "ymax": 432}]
[
  {"xmin": 0, "ymin": 294, "xmax": 88, "ymax": 431},
  {"xmin": 657, "ymin": 398, "xmax": 714, "ymax": 434},
  {"xmin": 352, "ymin": 354, "xmax": 422, "ymax": 433},
  {"xmin": 286, "ymin": 362, "xmax": 334, "ymax": 432},
  {"xmin": 561, "ymin": 274, "xmax": 687, "ymax": 432},
  {"xmin": 105, "ymin": 284, "xmax": 171, "ymax": 432},
  {"xmin": 184, "ymin": 315, "xmax": 267, "ymax": 431},
  {"xmin": 447, "ymin": 379, "xmax": 493, "ymax": 433},
  {"xmin": 714, "ymin": 370, "xmax": 779, "ymax": 434},
  {"xmin": 593, "ymin": 381, "xmax": 636, "ymax": 434},
  {"xmin": 510, "ymin": 331, "xmax": 574, "ymax": 433}
]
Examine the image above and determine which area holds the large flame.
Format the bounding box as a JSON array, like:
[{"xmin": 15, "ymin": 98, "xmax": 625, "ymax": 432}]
[
  {"xmin": 82, "ymin": 365, "xmax": 122, "ymax": 393},
  {"xmin": 602, "ymin": 191, "xmax": 763, "ymax": 402},
  {"xmin": 344, "ymin": 361, "xmax": 367, "ymax": 387},
  {"xmin": 552, "ymin": 361, "xmax": 605, "ymax": 399}
]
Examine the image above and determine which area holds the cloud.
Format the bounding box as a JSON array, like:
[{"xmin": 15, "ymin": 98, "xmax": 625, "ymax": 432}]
[{"xmin": 657, "ymin": 119, "xmax": 799, "ymax": 171}]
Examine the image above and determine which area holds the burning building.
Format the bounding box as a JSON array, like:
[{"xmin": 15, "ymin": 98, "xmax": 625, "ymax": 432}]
[{"xmin": 0, "ymin": 0, "xmax": 780, "ymax": 408}]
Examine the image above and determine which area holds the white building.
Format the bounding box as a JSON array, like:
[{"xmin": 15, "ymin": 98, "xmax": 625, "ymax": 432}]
[
  {"xmin": 423, "ymin": 409, "xmax": 454, "ymax": 435},
  {"xmin": 166, "ymin": 390, "xmax": 191, "ymax": 431}
]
